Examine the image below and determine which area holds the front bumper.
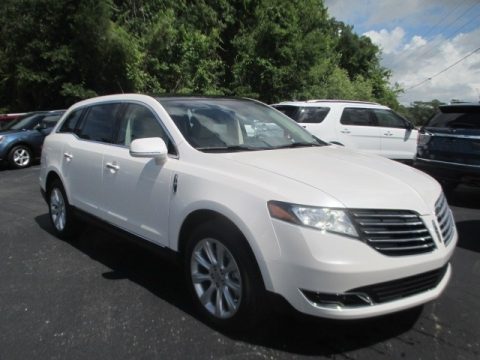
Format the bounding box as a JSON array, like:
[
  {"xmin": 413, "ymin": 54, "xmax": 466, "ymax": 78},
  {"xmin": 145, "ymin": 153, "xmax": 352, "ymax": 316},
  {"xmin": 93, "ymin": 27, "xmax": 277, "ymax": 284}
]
[{"xmin": 265, "ymin": 217, "xmax": 456, "ymax": 320}]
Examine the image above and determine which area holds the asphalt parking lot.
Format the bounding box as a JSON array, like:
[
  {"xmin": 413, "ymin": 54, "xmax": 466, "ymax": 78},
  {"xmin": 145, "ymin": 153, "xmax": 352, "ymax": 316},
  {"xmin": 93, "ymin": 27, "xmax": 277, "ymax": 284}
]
[{"xmin": 1, "ymin": 165, "xmax": 479, "ymax": 360}]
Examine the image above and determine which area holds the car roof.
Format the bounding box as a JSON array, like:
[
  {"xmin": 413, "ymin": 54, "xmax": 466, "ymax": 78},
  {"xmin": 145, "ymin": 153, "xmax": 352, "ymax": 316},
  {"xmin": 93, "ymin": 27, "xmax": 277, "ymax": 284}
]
[{"xmin": 271, "ymin": 100, "xmax": 389, "ymax": 109}]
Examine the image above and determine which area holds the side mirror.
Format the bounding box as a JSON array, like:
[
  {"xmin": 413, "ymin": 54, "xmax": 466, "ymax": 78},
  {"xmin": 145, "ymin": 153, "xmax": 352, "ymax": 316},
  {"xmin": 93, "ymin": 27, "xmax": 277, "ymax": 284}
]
[
  {"xmin": 130, "ymin": 137, "xmax": 168, "ymax": 161},
  {"xmin": 405, "ymin": 121, "xmax": 414, "ymax": 130}
]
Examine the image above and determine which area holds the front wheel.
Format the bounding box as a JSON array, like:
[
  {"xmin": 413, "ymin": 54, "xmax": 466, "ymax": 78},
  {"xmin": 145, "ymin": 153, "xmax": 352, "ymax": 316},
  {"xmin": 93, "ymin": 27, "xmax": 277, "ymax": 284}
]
[
  {"xmin": 48, "ymin": 180, "xmax": 78, "ymax": 239},
  {"xmin": 8, "ymin": 145, "xmax": 32, "ymax": 169},
  {"xmin": 185, "ymin": 220, "xmax": 266, "ymax": 331}
]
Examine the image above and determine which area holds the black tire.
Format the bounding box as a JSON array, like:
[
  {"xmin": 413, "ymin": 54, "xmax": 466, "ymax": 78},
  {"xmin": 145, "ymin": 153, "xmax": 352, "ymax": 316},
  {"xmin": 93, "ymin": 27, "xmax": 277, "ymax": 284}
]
[
  {"xmin": 47, "ymin": 179, "xmax": 78, "ymax": 240},
  {"xmin": 184, "ymin": 219, "xmax": 267, "ymax": 332},
  {"xmin": 8, "ymin": 145, "xmax": 32, "ymax": 169}
]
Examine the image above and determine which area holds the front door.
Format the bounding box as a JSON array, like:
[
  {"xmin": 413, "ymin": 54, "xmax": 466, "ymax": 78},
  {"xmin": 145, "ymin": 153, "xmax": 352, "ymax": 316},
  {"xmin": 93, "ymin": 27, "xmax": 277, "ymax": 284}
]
[
  {"xmin": 373, "ymin": 109, "xmax": 417, "ymax": 159},
  {"xmin": 102, "ymin": 103, "xmax": 176, "ymax": 246}
]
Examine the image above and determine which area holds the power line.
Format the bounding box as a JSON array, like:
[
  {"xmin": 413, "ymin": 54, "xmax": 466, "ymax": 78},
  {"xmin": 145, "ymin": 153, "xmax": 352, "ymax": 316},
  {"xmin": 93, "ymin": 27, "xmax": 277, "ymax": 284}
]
[
  {"xmin": 404, "ymin": 46, "xmax": 480, "ymax": 91},
  {"xmin": 409, "ymin": 2, "xmax": 480, "ymax": 63},
  {"xmin": 389, "ymin": 0, "xmax": 479, "ymax": 68}
]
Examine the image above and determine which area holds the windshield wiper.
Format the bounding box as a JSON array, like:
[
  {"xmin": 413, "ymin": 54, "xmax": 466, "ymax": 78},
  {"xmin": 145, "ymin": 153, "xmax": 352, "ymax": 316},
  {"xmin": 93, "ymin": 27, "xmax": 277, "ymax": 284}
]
[
  {"xmin": 274, "ymin": 142, "xmax": 322, "ymax": 149},
  {"xmin": 197, "ymin": 145, "xmax": 261, "ymax": 152}
]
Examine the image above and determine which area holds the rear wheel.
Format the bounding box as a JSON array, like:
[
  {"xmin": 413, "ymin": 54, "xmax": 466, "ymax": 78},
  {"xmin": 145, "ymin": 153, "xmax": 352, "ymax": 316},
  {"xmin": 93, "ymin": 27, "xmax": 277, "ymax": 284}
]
[
  {"xmin": 48, "ymin": 179, "xmax": 78, "ymax": 239},
  {"xmin": 8, "ymin": 145, "xmax": 32, "ymax": 169},
  {"xmin": 185, "ymin": 220, "xmax": 266, "ymax": 331}
]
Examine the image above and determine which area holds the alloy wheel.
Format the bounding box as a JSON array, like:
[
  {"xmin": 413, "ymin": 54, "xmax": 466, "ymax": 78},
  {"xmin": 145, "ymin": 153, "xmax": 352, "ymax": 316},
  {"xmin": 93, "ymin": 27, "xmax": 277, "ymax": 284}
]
[
  {"xmin": 50, "ymin": 188, "xmax": 66, "ymax": 232},
  {"xmin": 13, "ymin": 148, "xmax": 30, "ymax": 167},
  {"xmin": 191, "ymin": 238, "xmax": 242, "ymax": 319}
]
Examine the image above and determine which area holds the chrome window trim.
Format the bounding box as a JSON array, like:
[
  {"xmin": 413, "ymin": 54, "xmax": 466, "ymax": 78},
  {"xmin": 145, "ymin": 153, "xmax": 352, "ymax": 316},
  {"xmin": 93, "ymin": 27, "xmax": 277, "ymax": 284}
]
[
  {"xmin": 426, "ymin": 133, "xmax": 480, "ymax": 140},
  {"xmin": 55, "ymin": 100, "xmax": 179, "ymax": 158},
  {"xmin": 416, "ymin": 157, "xmax": 480, "ymax": 168}
]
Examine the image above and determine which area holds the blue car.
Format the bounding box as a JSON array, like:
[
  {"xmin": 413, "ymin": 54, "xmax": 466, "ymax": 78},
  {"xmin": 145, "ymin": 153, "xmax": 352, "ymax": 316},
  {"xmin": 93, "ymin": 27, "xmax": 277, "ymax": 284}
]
[{"xmin": 0, "ymin": 110, "xmax": 65, "ymax": 169}]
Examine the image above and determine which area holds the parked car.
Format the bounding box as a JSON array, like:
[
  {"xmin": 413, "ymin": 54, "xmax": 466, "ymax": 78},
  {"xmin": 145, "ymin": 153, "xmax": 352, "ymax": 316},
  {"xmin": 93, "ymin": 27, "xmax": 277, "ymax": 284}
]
[
  {"xmin": 0, "ymin": 113, "xmax": 26, "ymax": 129},
  {"xmin": 0, "ymin": 110, "xmax": 65, "ymax": 168},
  {"xmin": 415, "ymin": 103, "xmax": 480, "ymax": 192},
  {"xmin": 40, "ymin": 94, "xmax": 456, "ymax": 330},
  {"xmin": 271, "ymin": 100, "xmax": 417, "ymax": 161}
]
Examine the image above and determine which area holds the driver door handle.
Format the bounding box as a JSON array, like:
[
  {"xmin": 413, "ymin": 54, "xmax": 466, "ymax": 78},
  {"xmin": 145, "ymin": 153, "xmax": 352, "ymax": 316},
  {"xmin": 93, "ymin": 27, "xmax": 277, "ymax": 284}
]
[
  {"xmin": 63, "ymin": 152, "xmax": 73, "ymax": 161},
  {"xmin": 340, "ymin": 129, "xmax": 351, "ymax": 134},
  {"xmin": 105, "ymin": 162, "xmax": 120, "ymax": 172}
]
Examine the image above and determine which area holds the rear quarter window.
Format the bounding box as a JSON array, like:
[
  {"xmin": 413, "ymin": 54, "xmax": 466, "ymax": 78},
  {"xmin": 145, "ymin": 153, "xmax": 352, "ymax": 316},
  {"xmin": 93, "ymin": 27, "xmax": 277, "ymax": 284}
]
[{"xmin": 274, "ymin": 106, "xmax": 330, "ymax": 123}]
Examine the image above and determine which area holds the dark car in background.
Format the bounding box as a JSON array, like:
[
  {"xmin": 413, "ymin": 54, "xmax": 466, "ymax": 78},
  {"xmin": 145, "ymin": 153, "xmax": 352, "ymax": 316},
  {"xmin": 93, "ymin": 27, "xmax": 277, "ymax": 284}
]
[
  {"xmin": 0, "ymin": 113, "xmax": 26, "ymax": 130},
  {"xmin": 0, "ymin": 110, "xmax": 65, "ymax": 168},
  {"xmin": 415, "ymin": 103, "xmax": 480, "ymax": 192}
]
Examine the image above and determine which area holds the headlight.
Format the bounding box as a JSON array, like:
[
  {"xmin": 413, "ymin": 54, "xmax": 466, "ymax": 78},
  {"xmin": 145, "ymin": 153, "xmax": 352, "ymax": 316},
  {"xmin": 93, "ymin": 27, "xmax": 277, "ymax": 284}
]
[{"xmin": 268, "ymin": 201, "xmax": 358, "ymax": 237}]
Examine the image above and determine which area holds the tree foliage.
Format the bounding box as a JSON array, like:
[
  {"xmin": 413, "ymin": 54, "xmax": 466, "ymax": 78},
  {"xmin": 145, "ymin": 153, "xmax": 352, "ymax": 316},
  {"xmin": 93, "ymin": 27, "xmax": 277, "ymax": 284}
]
[
  {"xmin": 398, "ymin": 99, "xmax": 446, "ymax": 126},
  {"xmin": 0, "ymin": 0, "xmax": 400, "ymax": 111}
]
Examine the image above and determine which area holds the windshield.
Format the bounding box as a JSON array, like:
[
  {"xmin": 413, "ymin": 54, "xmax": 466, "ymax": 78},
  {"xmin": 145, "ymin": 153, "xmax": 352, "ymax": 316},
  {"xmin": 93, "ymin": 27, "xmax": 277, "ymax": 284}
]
[
  {"xmin": 4, "ymin": 114, "xmax": 42, "ymax": 130},
  {"xmin": 157, "ymin": 98, "xmax": 325, "ymax": 152}
]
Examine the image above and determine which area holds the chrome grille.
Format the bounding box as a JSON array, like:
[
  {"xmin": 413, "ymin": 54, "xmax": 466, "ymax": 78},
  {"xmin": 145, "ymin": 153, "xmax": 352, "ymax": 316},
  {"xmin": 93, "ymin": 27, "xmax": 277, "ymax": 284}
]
[
  {"xmin": 435, "ymin": 194, "xmax": 455, "ymax": 246},
  {"xmin": 350, "ymin": 209, "xmax": 436, "ymax": 256}
]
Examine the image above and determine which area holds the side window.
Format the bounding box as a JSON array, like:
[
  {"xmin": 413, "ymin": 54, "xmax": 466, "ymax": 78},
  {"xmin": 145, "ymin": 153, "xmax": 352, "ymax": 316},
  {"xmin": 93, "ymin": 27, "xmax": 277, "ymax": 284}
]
[
  {"xmin": 116, "ymin": 103, "xmax": 176, "ymax": 154},
  {"xmin": 297, "ymin": 107, "xmax": 330, "ymax": 123},
  {"xmin": 340, "ymin": 108, "xmax": 376, "ymax": 126},
  {"xmin": 59, "ymin": 110, "xmax": 83, "ymax": 133},
  {"xmin": 76, "ymin": 103, "xmax": 122, "ymax": 143},
  {"xmin": 374, "ymin": 109, "xmax": 407, "ymax": 128},
  {"xmin": 40, "ymin": 114, "xmax": 62, "ymax": 128},
  {"xmin": 274, "ymin": 106, "xmax": 300, "ymax": 120}
]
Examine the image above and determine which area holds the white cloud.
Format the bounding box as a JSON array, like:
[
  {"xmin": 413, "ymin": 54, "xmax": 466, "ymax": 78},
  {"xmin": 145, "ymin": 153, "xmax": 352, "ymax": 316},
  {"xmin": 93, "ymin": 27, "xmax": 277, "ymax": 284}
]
[
  {"xmin": 363, "ymin": 27, "xmax": 405, "ymax": 54},
  {"xmin": 325, "ymin": 0, "xmax": 480, "ymax": 104},
  {"xmin": 368, "ymin": 27, "xmax": 480, "ymax": 104}
]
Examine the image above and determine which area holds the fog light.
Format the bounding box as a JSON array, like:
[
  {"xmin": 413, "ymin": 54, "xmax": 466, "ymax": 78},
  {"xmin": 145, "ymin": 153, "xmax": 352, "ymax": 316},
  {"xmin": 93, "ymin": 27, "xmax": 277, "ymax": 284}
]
[{"xmin": 301, "ymin": 289, "xmax": 374, "ymax": 308}]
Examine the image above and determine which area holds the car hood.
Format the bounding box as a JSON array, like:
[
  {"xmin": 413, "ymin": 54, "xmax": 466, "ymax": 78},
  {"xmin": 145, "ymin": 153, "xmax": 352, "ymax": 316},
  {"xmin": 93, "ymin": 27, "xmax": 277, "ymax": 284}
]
[
  {"xmin": 0, "ymin": 129, "xmax": 22, "ymax": 135},
  {"xmin": 222, "ymin": 146, "xmax": 441, "ymax": 215}
]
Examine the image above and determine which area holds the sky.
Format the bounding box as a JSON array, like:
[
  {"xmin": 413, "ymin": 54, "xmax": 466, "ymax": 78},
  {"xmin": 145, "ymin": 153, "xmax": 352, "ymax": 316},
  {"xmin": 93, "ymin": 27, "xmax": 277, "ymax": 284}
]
[{"xmin": 324, "ymin": 0, "xmax": 480, "ymax": 105}]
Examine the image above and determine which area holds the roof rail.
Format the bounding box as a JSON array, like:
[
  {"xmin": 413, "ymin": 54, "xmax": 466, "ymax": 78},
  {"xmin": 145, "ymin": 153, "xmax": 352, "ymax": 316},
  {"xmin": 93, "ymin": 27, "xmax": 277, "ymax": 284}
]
[{"xmin": 305, "ymin": 99, "xmax": 381, "ymax": 105}]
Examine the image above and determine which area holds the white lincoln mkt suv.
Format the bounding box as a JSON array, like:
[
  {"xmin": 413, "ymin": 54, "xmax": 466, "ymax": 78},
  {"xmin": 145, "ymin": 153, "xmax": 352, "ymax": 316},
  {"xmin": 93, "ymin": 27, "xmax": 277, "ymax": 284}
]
[{"xmin": 40, "ymin": 94, "xmax": 456, "ymax": 329}]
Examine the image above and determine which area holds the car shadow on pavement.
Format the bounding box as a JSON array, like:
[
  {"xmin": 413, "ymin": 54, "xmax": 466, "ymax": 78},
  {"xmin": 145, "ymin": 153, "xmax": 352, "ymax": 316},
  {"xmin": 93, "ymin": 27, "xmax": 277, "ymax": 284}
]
[
  {"xmin": 447, "ymin": 185, "xmax": 480, "ymax": 209},
  {"xmin": 455, "ymin": 220, "xmax": 480, "ymax": 253},
  {"xmin": 35, "ymin": 213, "xmax": 422, "ymax": 357}
]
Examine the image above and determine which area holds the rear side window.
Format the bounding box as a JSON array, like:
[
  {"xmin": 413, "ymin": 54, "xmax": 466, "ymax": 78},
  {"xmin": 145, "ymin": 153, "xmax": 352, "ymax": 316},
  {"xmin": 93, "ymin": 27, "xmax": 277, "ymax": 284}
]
[
  {"xmin": 340, "ymin": 108, "xmax": 376, "ymax": 126},
  {"xmin": 76, "ymin": 103, "xmax": 123, "ymax": 143},
  {"xmin": 427, "ymin": 110, "xmax": 480, "ymax": 129},
  {"xmin": 60, "ymin": 109, "xmax": 83, "ymax": 133},
  {"xmin": 41, "ymin": 114, "xmax": 63, "ymax": 128}
]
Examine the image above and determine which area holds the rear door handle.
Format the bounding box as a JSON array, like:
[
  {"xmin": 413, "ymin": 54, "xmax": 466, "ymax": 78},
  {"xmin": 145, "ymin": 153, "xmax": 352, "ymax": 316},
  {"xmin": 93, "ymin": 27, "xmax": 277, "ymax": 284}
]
[
  {"xmin": 63, "ymin": 152, "xmax": 73, "ymax": 161},
  {"xmin": 105, "ymin": 162, "xmax": 120, "ymax": 172},
  {"xmin": 340, "ymin": 129, "xmax": 351, "ymax": 134},
  {"xmin": 384, "ymin": 131, "xmax": 393, "ymax": 136}
]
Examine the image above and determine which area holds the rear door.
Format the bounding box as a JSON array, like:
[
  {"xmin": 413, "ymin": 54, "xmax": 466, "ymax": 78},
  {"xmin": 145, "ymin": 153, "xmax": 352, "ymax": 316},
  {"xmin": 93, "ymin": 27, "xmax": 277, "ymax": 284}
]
[
  {"xmin": 61, "ymin": 103, "xmax": 123, "ymax": 218},
  {"xmin": 336, "ymin": 107, "xmax": 381, "ymax": 154},
  {"xmin": 419, "ymin": 106, "xmax": 480, "ymax": 166}
]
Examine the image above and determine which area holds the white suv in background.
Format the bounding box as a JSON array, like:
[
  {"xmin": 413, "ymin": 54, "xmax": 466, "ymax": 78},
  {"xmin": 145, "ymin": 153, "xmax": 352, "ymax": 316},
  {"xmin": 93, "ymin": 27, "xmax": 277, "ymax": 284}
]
[
  {"xmin": 40, "ymin": 94, "xmax": 455, "ymax": 330},
  {"xmin": 272, "ymin": 100, "xmax": 418, "ymax": 160}
]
